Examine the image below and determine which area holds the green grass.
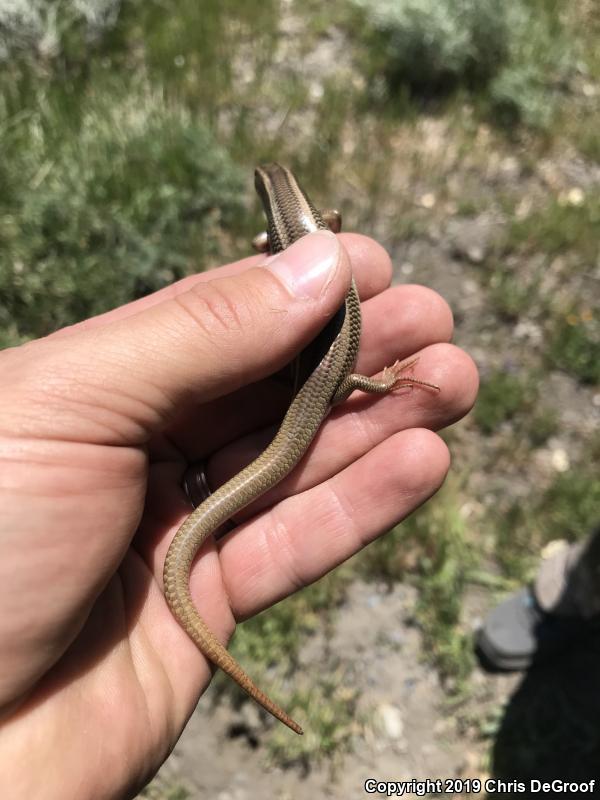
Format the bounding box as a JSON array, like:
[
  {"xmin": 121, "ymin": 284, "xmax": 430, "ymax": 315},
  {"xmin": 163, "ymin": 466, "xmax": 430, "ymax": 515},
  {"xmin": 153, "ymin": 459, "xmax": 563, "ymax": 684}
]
[
  {"xmin": 475, "ymin": 368, "xmax": 561, "ymax": 451},
  {"xmin": 359, "ymin": 479, "xmax": 475, "ymax": 689},
  {"xmin": 547, "ymin": 307, "xmax": 600, "ymax": 385},
  {"xmin": 456, "ymin": 198, "xmax": 481, "ymax": 217},
  {"xmin": 506, "ymin": 191, "xmax": 600, "ymax": 263},
  {"xmin": 487, "ymin": 263, "xmax": 541, "ymax": 322},
  {"xmin": 265, "ymin": 674, "xmax": 360, "ymax": 767},
  {"xmin": 226, "ymin": 570, "xmax": 352, "ymax": 679},
  {"xmin": 483, "ymin": 189, "xmax": 599, "ymax": 388},
  {"xmin": 496, "ymin": 469, "xmax": 600, "ymax": 582},
  {"xmin": 527, "ymin": 407, "xmax": 560, "ymax": 448},
  {"xmin": 210, "ymin": 569, "xmax": 357, "ymax": 761},
  {"xmin": 576, "ymin": 120, "xmax": 600, "ymax": 164},
  {"xmin": 474, "ymin": 371, "xmax": 539, "ymax": 436}
]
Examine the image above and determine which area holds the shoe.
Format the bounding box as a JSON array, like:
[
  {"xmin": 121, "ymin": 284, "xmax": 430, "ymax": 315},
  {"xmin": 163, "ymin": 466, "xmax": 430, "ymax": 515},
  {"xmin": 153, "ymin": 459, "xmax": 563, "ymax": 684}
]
[{"xmin": 476, "ymin": 587, "xmax": 594, "ymax": 672}]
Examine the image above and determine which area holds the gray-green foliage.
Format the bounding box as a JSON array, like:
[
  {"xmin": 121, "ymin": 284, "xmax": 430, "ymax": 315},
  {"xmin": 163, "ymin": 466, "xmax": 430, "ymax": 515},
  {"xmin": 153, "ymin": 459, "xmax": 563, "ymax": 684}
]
[
  {"xmin": 352, "ymin": 0, "xmax": 510, "ymax": 90},
  {"xmin": 487, "ymin": 2, "xmax": 574, "ymax": 128},
  {"xmin": 351, "ymin": 0, "xmax": 575, "ymax": 128},
  {"xmin": 0, "ymin": 0, "xmax": 120, "ymax": 61},
  {"xmin": 0, "ymin": 0, "xmax": 244, "ymax": 346},
  {"xmin": 0, "ymin": 90, "xmax": 243, "ymax": 344}
]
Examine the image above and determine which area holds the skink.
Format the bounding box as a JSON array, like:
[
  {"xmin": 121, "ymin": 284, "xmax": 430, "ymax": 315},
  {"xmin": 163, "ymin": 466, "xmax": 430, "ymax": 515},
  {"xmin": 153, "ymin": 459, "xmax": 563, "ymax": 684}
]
[{"xmin": 163, "ymin": 163, "xmax": 438, "ymax": 735}]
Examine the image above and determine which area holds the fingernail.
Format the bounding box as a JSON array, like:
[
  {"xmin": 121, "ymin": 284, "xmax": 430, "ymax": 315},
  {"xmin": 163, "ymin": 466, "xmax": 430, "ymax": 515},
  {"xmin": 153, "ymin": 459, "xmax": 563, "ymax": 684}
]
[{"xmin": 266, "ymin": 230, "xmax": 340, "ymax": 300}]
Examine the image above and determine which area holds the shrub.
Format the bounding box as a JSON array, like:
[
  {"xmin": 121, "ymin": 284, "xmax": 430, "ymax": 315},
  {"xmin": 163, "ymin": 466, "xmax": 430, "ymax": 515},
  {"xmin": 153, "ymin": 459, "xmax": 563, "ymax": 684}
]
[
  {"xmin": 350, "ymin": 0, "xmax": 575, "ymax": 128},
  {"xmin": 0, "ymin": 87, "xmax": 243, "ymax": 344},
  {"xmin": 351, "ymin": 0, "xmax": 510, "ymax": 94},
  {"xmin": 0, "ymin": 0, "xmax": 120, "ymax": 62}
]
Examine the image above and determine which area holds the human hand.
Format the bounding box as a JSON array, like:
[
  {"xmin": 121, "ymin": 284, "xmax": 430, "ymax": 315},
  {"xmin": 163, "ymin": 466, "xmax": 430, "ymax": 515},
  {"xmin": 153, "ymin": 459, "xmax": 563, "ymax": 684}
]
[{"xmin": 0, "ymin": 231, "xmax": 477, "ymax": 798}]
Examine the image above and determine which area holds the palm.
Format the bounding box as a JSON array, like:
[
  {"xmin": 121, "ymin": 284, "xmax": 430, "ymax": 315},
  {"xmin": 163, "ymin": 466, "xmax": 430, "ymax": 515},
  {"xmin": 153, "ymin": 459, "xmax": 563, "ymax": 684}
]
[{"xmin": 0, "ymin": 235, "xmax": 477, "ymax": 799}]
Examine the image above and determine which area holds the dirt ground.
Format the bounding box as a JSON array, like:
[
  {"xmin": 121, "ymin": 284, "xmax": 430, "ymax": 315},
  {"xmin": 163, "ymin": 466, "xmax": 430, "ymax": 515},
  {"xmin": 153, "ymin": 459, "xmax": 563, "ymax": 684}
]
[
  {"xmin": 143, "ymin": 7, "xmax": 599, "ymax": 795},
  {"xmin": 148, "ymin": 576, "xmax": 600, "ymax": 799},
  {"xmin": 145, "ymin": 144, "xmax": 600, "ymax": 797},
  {"xmin": 148, "ymin": 580, "xmax": 505, "ymax": 798}
]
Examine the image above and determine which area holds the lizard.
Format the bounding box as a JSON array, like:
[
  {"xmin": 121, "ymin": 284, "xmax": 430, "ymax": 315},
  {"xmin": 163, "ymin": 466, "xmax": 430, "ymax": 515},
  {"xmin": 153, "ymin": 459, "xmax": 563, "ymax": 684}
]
[{"xmin": 163, "ymin": 163, "xmax": 439, "ymax": 735}]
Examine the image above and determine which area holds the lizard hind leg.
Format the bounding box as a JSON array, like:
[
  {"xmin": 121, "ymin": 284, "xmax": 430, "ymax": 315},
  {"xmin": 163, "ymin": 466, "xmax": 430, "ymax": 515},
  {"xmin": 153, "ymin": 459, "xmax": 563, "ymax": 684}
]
[
  {"xmin": 332, "ymin": 356, "xmax": 440, "ymax": 405},
  {"xmin": 382, "ymin": 357, "xmax": 441, "ymax": 392}
]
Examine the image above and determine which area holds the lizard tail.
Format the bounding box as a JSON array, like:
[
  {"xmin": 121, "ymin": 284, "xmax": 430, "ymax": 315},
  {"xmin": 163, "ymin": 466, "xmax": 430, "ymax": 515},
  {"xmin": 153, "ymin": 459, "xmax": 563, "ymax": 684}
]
[{"xmin": 164, "ymin": 567, "xmax": 303, "ymax": 735}]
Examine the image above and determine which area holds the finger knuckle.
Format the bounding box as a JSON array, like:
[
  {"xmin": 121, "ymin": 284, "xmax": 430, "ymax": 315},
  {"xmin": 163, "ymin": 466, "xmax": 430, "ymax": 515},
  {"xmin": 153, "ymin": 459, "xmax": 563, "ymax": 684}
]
[{"xmin": 181, "ymin": 279, "xmax": 252, "ymax": 339}]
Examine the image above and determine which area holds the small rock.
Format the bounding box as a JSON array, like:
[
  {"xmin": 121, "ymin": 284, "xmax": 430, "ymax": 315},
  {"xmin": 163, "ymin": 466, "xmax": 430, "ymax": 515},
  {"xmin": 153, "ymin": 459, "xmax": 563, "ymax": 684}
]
[
  {"xmin": 513, "ymin": 320, "xmax": 543, "ymax": 344},
  {"xmin": 466, "ymin": 246, "xmax": 484, "ymax": 264},
  {"xmin": 567, "ymin": 187, "xmax": 585, "ymax": 206},
  {"xmin": 446, "ymin": 216, "xmax": 498, "ymax": 264},
  {"xmin": 500, "ymin": 156, "xmax": 520, "ymax": 179},
  {"xmin": 419, "ymin": 192, "xmax": 436, "ymax": 209},
  {"xmin": 551, "ymin": 447, "xmax": 570, "ymax": 472},
  {"xmin": 374, "ymin": 703, "xmax": 404, "ymax": 740},
  {"xmin": 558, "ymin": 187, "xmax": 585, "ymax": 206}
]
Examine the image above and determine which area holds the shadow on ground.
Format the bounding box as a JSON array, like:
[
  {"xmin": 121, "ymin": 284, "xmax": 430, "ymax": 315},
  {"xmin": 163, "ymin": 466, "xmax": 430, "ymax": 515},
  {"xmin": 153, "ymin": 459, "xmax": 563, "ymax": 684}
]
[{"xmin": 492, "ymin": 630, "xmax": 600, "ymax": 792}]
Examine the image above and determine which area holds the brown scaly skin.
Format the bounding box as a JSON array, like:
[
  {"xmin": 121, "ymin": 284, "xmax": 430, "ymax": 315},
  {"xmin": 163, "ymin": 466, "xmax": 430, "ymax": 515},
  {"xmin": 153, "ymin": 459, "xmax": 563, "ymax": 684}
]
[{"xmin": 163, "ymin": 163, "xmax": 439, "ymax": 734}]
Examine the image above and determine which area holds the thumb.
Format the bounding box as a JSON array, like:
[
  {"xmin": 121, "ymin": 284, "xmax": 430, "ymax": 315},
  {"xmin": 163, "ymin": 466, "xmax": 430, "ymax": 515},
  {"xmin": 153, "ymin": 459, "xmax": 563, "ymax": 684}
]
[{"xmin": 1, "ymin": 231, "xmax": 351, "ymax": 444}]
